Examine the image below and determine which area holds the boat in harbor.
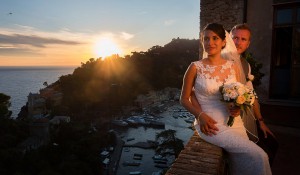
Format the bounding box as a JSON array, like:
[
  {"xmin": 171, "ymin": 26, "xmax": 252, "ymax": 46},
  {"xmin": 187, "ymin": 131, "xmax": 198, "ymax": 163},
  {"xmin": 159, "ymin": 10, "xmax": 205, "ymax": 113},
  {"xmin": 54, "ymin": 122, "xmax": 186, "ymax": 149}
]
[
  {"xmin": 148, "ymin": 120, "xmax": 165, "ymax": 128},
  {"xmin": 129, "ymin": 171, "xmax": 142, "ymax": 175},
  {"xmin": 154, "ymin": 159, "xmax": 167, "ymax": 164},
  {"xmin": 152, "ymin": 154, "xmax": 167, "ymax": 161},
  {"xmin": 127, "ymin": 137, "xmax": 135, "ymax": 141},
  {"xmin": 133, "ymin": 156, "xmax": 142, "ymax": 160},
  {"xmin": 152, "ymin": 154, "xmax": 162, "ymax": 160},
  {"xmin": 112, "ymin": 120, "xmax": 128, "ymax": 127},
  {"xmin": 133, "ymin": 153, "xmax": 143, "ymax": 160},
  {"xmin": 122, "ymin": 161, "xmax": 141, "ymax": 166},
  {"xmin": 134, "ymin": 153, "xmax": 143, "ymax": 157},
  {"xmin": 184, "ymin": 117, "xmax": 195, "ymax": 123},
  {"xmin": 151, "ymin": 171, "xmax": 162, "ymax": 175},
  {"xmin": 123, "ymin": 147, "xmax": 130, "ymax": 152},
  {"xmin": 154, "ymin": 163, "xmax": 169, "ymax": 168},
  {"xmin": 172, "ymin": 115, "xmax": 178, "ymax": 119},
  {"xmin": 147, "ymin": 140, "xmax": 158, "ymax": 147},
  {"xmin": 125, "ymin": 119, "xmax": 139, "ymax": 127}
]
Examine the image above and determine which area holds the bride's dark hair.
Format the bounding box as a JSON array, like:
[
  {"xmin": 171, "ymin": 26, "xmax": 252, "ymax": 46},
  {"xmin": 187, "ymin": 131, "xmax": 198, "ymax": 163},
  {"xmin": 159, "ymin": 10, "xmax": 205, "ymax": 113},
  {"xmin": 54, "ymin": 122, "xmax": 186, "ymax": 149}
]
[{"xmin": 201, "ymin": 23, "xmax": 226, "ymax": 40}]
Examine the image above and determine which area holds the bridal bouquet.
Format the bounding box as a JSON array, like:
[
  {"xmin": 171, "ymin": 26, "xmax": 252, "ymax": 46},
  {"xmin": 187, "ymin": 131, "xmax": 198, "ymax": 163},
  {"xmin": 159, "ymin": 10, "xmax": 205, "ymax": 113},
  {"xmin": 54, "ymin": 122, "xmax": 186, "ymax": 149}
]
[{"xmin": 219, "ymin": 82, "xmax": 256, "ymax": 127}]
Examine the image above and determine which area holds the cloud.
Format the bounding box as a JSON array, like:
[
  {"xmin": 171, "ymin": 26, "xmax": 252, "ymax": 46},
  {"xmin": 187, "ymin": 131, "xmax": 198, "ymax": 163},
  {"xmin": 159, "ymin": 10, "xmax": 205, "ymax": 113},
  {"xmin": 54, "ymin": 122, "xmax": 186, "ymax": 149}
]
[
  {"xmin": 0, "ymin": 26, "xmax": 86, "ymax": 57},
  {"xmin": 120, "ymin": 32, "xmax": 134, "ymax": 40},
  {"xmin": 0, "ymin": 25, "xmax": 134, "ymax": 60},
  {"xmin": 164, "ymin": 19, "xmax": 176, "ymax": 26},
  {"xmin": 14, "ymin": 24, "xmax": 36, "ymax": 31},
  {"xmin": 0, "ymin": 47, "xmax": 42, "ymax": 56},
  {"xmin": 0, "ymin": 34, "xmax": 81, "ymax": 48},
  {"xmin": 0, "ymin": 45, "xmax": 16, "ymax": 49},
  {"xmin": 0, "ymin": 43, "xmax": 44, "ymax": 56}
]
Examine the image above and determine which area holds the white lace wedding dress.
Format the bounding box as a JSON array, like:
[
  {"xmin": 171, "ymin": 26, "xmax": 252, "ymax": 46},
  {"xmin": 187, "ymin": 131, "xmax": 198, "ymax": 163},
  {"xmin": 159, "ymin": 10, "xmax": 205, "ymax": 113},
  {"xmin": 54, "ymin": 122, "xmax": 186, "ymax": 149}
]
[{"xmin": 193, "ymin": 60, "xmax": 272, "ymax": 175}]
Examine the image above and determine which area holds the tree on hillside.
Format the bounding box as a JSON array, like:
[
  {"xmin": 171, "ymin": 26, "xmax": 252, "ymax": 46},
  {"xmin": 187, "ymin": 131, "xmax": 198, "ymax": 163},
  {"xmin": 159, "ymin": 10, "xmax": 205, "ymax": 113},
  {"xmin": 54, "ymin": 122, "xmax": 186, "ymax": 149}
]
[
  {"xmin": 155, "ymin": 129, "xmax": 184, "ymax": 158},
  {"xmin": 55, "ymin": 38, "xmax": 199, "ymax": 118},
  {"xmin": 0, "ymin": 93, "xmax": 12, "ymax": 118}
]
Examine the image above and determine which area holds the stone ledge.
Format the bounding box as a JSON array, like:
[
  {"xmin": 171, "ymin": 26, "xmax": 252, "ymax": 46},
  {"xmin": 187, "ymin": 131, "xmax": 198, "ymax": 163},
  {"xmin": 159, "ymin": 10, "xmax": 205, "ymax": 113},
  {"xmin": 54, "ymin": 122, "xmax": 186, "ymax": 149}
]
[{"xmin": 166, "ymin": 131, "xmax": 227, "ymax": 175}]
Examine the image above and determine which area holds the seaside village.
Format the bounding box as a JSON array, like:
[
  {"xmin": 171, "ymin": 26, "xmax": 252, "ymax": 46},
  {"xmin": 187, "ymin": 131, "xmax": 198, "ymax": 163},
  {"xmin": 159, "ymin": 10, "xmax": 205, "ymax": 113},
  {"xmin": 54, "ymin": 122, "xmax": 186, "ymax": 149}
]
[
  {"xmin": 18, "ymin": 87, "xmax": 67, "ymax": 153},
  {"xmin": 19, "ymin": 86, "xmax": 195, "ymax": 175}
]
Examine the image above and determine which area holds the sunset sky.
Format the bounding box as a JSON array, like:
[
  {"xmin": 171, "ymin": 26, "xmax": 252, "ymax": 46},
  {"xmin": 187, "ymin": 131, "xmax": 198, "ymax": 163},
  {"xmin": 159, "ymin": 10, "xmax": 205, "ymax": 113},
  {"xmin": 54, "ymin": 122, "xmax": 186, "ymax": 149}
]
[{"xmin": 0, "ymin": 0, "xmax": 199, "ymax": 66}]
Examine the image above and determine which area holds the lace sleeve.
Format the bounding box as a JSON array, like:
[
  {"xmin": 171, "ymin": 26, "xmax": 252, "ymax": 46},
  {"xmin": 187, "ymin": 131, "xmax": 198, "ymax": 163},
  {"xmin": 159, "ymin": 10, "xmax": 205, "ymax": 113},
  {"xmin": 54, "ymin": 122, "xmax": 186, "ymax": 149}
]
[{"xmin": 192, "ymin": 61, "xmax": 202, "ymax": 75}]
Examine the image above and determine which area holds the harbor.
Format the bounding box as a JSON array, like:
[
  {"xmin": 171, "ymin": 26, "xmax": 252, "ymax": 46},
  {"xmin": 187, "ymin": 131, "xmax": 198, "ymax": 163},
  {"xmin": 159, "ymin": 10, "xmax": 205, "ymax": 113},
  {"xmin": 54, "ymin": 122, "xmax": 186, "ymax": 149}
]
[{"xmin": 102, "ymin": 101, "xmax": 195, "ymax": 175}]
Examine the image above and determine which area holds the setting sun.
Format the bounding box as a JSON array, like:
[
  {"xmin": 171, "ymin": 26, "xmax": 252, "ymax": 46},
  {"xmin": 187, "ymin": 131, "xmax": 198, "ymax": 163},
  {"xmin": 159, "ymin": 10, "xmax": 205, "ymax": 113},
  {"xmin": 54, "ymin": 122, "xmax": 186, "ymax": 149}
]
[{"xmin": 94, "ymin": 38, "xmax": 122, "ymax": 59}]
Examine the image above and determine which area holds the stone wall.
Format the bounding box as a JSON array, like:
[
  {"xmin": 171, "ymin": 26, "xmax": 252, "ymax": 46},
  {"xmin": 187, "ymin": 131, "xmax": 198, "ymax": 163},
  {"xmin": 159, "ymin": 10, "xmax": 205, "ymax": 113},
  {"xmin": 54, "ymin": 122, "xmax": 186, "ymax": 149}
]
[
  {"xmin": 200, "ymin": 0, "xmax": 244, "ymax": 32},
  {"xmin": 246, "ymin": 0, "xmax": 273, "ymax": 101}
]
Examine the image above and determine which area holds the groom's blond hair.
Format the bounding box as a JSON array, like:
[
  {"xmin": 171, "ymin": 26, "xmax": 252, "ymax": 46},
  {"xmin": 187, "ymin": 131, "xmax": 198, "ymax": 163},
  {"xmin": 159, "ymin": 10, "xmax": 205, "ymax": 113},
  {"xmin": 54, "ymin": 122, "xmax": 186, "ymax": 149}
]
[{"xmin": 230, "ymin": 23, "xmax": 252, "ymax": 40}]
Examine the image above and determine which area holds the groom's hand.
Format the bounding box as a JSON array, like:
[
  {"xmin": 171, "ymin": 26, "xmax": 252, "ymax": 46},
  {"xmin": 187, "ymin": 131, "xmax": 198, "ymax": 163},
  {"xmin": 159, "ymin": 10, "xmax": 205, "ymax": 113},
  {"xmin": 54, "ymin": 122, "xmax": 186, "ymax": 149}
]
[
  {"xmin": 199, "ymin": 113, "xmax": 219, "ymax": 136},
  {"xmin": 259, "ymin": 121, "xmax": 275, "ymax": 138}
]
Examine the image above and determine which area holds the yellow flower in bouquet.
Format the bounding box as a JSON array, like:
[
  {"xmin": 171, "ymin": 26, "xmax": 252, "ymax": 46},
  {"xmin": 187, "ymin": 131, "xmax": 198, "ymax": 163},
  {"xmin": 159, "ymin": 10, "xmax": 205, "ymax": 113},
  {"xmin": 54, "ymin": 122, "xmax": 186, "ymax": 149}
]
[
  {"xmin": 219, "ymin": 82, "xmax": 256, "ymax": 127},
  {"xmin": 236, "ymin": 95, "xmax": 246, "ymax": 104}
]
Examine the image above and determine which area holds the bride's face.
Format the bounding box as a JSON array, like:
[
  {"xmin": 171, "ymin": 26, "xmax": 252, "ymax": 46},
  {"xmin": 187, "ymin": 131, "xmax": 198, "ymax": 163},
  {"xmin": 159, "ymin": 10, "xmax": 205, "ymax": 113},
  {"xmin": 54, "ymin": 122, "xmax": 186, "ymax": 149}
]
[{"xmin": 203, "ymin": 30, "xmax": 226, "ymax": 56}]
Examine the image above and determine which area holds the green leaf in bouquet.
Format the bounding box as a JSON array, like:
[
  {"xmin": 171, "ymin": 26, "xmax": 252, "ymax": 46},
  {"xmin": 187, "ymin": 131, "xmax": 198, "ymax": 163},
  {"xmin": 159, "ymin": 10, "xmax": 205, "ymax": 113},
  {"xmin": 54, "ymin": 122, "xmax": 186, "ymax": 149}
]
[
  {"xmin": 240, "ymin": 104, "xmax": 245, "ymax": 112},
  {"xmin": 227, "ymin": 116, "xmax": 235, "ymax": 127}
]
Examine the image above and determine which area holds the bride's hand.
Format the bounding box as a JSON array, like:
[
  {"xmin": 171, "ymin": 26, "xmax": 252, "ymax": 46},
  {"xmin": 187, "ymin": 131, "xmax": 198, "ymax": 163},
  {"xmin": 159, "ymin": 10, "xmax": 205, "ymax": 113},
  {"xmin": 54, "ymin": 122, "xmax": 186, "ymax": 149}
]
[
  {"xmin": 198, "ymin": 113, "xmax": 219, "ymax": 136},
  {"xmin": 227, "ymin": 103, "xmax": 240, "ymax": 117}
]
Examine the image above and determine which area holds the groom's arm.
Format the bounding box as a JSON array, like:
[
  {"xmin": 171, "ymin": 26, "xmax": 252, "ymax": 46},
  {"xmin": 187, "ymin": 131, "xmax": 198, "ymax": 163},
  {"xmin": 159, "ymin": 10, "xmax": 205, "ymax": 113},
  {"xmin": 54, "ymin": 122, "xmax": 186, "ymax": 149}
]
[
  {"xmin": 247, "ymin": 63, "xmax": 275, "ymax": 138},
  {"xmin": 190, "ymin": 90, "xmax": 202, "ymax": 112}
]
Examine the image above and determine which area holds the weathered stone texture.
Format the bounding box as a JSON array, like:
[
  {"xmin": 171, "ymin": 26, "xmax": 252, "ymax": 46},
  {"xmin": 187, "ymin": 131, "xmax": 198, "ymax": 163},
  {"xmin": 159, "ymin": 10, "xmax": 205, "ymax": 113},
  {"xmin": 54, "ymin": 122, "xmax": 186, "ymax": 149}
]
[
  {"xmin": 165, "ymin": 132, "xmax": 226, "ymax": 175},
  {"xmin": 200, "ymin": 0, "xmax": 244, "ymax": 31}
]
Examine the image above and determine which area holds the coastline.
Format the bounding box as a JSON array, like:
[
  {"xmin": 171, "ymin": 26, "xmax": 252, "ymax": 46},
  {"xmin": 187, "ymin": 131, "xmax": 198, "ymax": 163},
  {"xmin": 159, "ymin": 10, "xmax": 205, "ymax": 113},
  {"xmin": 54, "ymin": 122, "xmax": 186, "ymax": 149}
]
[{"xmin": 0, "ymin": 66, "xmax": 75, "ymax": 118}]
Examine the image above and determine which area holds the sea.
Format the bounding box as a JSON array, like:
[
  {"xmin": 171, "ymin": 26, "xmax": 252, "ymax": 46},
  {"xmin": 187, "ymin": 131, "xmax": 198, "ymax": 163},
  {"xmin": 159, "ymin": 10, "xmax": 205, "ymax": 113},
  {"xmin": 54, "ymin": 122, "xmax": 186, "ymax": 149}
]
[{"xmin": 0, "ymin": 66, "xmax": 76, "ymax": 118}]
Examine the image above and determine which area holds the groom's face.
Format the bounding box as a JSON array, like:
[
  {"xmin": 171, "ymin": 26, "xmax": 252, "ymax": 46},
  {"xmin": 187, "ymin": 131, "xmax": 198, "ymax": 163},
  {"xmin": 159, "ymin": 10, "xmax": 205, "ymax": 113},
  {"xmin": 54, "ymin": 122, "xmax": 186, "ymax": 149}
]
[{"xmin": 231, "ymin": 29, "xmax": 251, "ymax": 55}]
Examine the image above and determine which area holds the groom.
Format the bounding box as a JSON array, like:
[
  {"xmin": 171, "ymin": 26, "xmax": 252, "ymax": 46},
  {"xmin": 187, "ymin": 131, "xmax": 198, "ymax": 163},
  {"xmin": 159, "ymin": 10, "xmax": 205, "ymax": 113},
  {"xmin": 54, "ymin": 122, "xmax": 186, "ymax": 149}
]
[
  {"xmin": 230, "ymin": 23, "xmax": 278, "ymax": 166},
  {"xmin": 230, "ymin": 24, "xmax": 273, "ymax": 139}
]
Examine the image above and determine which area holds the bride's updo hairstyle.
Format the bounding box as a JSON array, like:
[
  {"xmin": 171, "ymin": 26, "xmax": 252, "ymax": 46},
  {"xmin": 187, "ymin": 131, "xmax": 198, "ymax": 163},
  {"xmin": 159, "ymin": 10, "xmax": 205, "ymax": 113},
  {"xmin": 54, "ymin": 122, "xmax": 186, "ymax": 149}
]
[{"xmin": 201, "ymin": 23, "xmax": 226, "ymax": 49}]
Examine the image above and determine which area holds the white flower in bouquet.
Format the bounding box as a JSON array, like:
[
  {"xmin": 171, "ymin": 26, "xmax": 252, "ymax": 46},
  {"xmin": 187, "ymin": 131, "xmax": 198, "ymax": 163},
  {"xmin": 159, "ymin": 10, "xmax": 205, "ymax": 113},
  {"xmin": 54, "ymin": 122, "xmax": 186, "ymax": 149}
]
[
  {"xmin": 246, "ymin": 93, "xmax": 256, "ymax": 105},
  {"xmin": 237, "ymin": 86, "xmax": 247, "ymax": 96}
]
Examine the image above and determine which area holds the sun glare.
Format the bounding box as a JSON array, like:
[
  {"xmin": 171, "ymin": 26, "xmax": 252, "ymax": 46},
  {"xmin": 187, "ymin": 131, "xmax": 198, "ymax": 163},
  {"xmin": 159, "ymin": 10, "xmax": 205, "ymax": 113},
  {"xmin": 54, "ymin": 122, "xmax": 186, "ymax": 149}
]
[{"xmin": 94, "ymin": 38, "xmax": 122, "ymax": 59}]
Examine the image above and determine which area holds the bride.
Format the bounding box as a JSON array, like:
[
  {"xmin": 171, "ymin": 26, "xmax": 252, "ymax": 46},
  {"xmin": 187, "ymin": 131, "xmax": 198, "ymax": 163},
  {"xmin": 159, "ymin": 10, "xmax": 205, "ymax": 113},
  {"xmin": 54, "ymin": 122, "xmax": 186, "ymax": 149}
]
[{"xmin": 180, "ymin": 23, "xmax": 272, "ymax": 175}]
